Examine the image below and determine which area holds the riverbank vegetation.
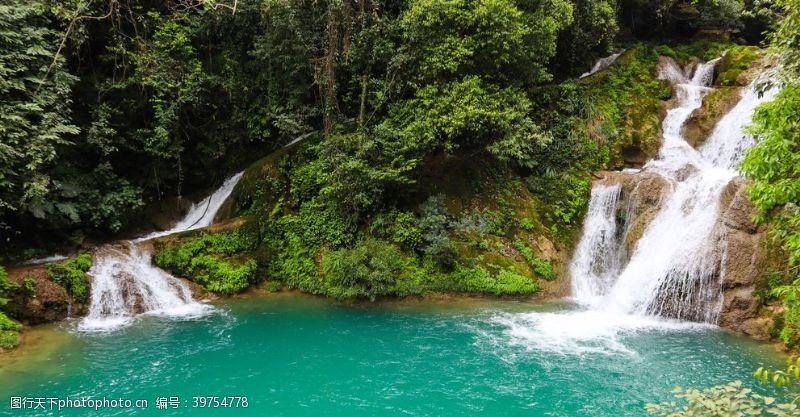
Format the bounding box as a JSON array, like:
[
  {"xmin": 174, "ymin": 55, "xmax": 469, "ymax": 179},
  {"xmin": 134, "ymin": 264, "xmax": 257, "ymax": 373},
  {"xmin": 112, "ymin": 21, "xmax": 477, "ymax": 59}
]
[{"xmin": 0, "ymin": 267, "xmax": 22, "ymax": 350}]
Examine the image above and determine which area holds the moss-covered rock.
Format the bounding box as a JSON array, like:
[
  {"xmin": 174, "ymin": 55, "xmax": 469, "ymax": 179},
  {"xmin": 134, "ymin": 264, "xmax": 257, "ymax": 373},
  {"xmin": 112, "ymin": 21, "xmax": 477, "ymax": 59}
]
[
  {"xmin": 3, "ymin": 256, "xmax": 90, "ymax": 326},
  {"xmin": 683, "ymin": 86, "xmax": 742, "ymax": 148},
  {"xmin": 682, "ymin": 46, "xmax": 765, "ymax": 149},
  {"xmin": 716, "ymin": 45, "xmax": 762, "ymax": 87},
  {"xmin": 153, "ymin": 225, "xmax": 260, "ymax": 294},
  {"xmin": 577, "ymin": 46, "xmax": 672, "ymax": 168}
]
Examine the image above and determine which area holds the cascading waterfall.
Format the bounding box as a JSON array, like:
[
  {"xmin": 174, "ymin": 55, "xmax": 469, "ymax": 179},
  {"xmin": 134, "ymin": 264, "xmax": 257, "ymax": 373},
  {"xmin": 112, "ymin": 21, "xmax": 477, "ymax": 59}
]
[
  {"xmin": 79, "ymin": 173, "xmax": 242, "ymax": 331},
  {"xmin": 575, "ymin": 59, "xmax": 779, "ymax": 322},
  {"xmin": 489, "ymin": 57, "xmax": 779, "ymax": 354}
]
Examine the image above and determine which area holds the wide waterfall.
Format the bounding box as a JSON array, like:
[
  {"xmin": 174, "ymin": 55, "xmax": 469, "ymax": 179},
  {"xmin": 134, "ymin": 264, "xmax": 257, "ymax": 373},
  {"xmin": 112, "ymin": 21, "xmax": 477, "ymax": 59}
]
[{"xmin": 79, "ymin": 173, "xmax": 243, "ymax": 331}]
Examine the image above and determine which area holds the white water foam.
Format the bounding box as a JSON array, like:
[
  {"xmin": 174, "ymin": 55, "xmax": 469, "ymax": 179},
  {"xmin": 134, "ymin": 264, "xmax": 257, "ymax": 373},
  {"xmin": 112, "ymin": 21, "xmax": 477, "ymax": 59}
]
[
  {"xmin": 19, "ymin": 253, "xmax": 70, "ymax": 266},
  {"xmin": 486, "ymin": 310, "xmax": 713, "ymax": 356},
  {"xmin": 79, "ymin": 173, "xmax": 242, "ymax": 332}
]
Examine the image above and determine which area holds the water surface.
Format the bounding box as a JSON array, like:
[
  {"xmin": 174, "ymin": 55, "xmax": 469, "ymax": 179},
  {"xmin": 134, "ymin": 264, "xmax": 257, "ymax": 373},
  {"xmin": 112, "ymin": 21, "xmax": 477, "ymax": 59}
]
[{"xmin": 0, "ymin": 294, "xmax": 784, "ymax": 416}]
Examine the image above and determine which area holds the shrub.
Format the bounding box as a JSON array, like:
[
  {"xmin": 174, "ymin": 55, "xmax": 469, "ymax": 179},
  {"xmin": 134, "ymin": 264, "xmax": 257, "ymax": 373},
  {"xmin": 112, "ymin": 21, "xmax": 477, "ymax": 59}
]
[
  {"xmin": 23, "ymin": 276, "xmax": 36, "ymax": 297},
  {"xmin": 262, "ymin": 281, "xmax": 282, "ymax": 292},
  {"xmin": 0, "ymin": 266, "xmax": 18, "ymax": 307},
  {"xmin": 190, "ymin": 255, "xmax": 257, "ymax": 294},
  {"xmin": 531, "ymin": 259, "xmax": 556, "ymax": 281},
  {"xmin": 512, "ymin": 239, "xmax": 556, "ymax": 281},
  {"xmin": 0, "ymin": 311, "xmax": 21, "ymax": 332},
  {"xmin": 47, "ymin": 254, "xmax": 92, "ymax": 303},
  {"xmin": 0, "ymin": 310, "xmax": 22, "ymax": 350},
  {"xmin": 154, "ymin": 230, "xmax": 259, "ymax": 294},
  {"xmin": 392, "ymin": 212, "xmax": 423, "ymax": 251},
  {"xmin": 519, "ymin": 218, "xmax": 535, "ymax": 231},
  {"xmin": 0, "ymin": 330, "xmax": 20, "ymax": 350},
  {"xmin": 322, "ymin": 238, "xmax": 423, "ymax": 300},
  {"xmin": 429, "ymin": 265, "xmax": 538, "ymax": 295}
]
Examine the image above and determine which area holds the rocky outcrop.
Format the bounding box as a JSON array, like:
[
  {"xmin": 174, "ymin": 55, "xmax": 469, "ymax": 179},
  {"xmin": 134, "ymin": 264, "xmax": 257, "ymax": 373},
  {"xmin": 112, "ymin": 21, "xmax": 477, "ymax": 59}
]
[
  {"xmin": 4, "ymin": 265, "xmax": 81, "ymax": 325},
  {"xmin": 683, "ymin": 87, "xmax": 742, "ymax": 148},
  {"xmin": 715, "ymin": 178, "xmax": 776, "ymax": 339}
]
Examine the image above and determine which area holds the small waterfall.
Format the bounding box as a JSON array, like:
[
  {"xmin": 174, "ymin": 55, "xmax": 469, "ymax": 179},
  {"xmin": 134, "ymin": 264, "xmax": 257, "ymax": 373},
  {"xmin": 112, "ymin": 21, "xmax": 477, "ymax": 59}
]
[
  {"xmin": 79, "ymin": 173, "xmax": 243, "ymax": 331},
  {"xmin": 570, "ymin": 185, "xmax": 624, "ymax": 305},
  {"xmin": 700, "ymin": 80, "xmax": 781, "ymax": 170},
  {"xmin": 580, "ymin": 50, "xmax": 625, "ymax": 78}
]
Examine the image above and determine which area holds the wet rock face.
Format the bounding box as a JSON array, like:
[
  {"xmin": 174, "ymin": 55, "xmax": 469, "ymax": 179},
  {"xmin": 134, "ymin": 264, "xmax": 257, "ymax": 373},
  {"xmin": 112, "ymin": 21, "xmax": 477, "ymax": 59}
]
[
  {"xmin": 683, "ymin": 87, "xmax": 743, "ymax": 149},
  {"xmin": 715, "ymin": 179, "xmax": 776, "ymax": 338},
  {"xmin": 4, "ymin": 265, "xmax": 82, "ymax": 325}
]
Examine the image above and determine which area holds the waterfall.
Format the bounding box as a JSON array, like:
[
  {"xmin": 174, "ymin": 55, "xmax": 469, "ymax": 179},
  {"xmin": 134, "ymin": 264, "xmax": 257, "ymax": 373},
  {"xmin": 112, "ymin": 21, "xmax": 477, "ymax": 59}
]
[
  {"xmin": 580, "ymin": 50, "xmax": 625, "ymax": 78},
  {"xmin": 79, "ymin": 173, "xmax": 243, "ymax": 331},
  {"xmin": 700, "ymin": 82, "xmax": 781, "ymax": 170},
  {"xmin": 573, "ymin": 58, "xmax": 779, "ymax": 323},
  {"xmin": 569, "ymin": 185, "xmax": 624, "ymax": 305},
  {"xmin": 482, "ymin": 57, "xmax": 779, "ymax": 355}
]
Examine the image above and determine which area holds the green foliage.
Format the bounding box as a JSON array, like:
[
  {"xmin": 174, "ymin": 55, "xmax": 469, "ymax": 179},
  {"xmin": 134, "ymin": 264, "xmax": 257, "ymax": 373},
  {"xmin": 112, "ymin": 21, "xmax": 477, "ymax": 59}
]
[
  {"xmin": 322, "ymin": 238, "xmax": 424, "ymax": 300},
  {"xmin": 0, "ymin": 311, "xmax": 21, "ymax": 332},
  {"xmin": 645, "ymin": 381, "xmax": 797, "ymax": 417},
  {"xmin": 392, "ymin": 212, "xmax": 424, "ymax": 251},
  {"xmin": 262, "ymin": 281, "xmax": 282, "ymax": 292},
  {"xmin": 0, "ymin": 266, "xmax": 22, "ymax": 350},
  {"xmin": 554, "ymin": 0, "xmax": 618, "ymax": 76},
  {"xmin": 319, "ymin": 132, "xmax": 416, "ymax": 218},
  {"xmin": 23, "ymin": 276, "xmax": 36, "ymax": 298},
  {"xmin": 740, "ymin": 85, "xmax": 800, "ymax": 344},
  {"xmin": 0, "ymin": 329, "xmax": 20, "ymax": 350},
  {"xmin": 513, "ymin": 239, "xmax": 556, "ymax": 280},
  {"xmin": 189, "ymin": 255, "xmax": 258, "ymax": 294},
  {"xmin": 400, "ymin": 0, "xmax": 573, "ymax": 85},
  {"xmin": 0, "ymin": 266, "xmax": 17, "ymax": 308},
  {"xmin": 717, "ymin": 45, "xmax": 761, "ymax": 86},
  {"xmin": 766, "ymin": 0, "xmax": 800, "ymax": 80},
  {"xmin": 755, "ymin": 356, "xmax": 800, "ymax": 390},
  {"xmin": 0, "ymin": 310, "xmax": 21, "ymax": 350},
  {"xmin": 154, "ymin": 230, "xmax": 258, "ymax": 294},
  {"xmin": 519, "ymin": 218, "xmax": 536, "ymax": 232},
  {"xmin": 430, "ymin": 265, "xmax": 538, "ymax": 295},
  {"xmin": 386, "ymin": 76, "xmax": 551, "ymax": 169},
  {"xmin": 47, "ymin": 254, "xmax": 91, "ymax": 304},
  {"xmin": 742, "ymin": 86, "xmax": 800, "ymax": 266},
  {"xmin": 0, "ymin": 1, "xmax": 78, "ymax": 234},
  {"xmin": 619, "ymin": 0, "xmax": 744, "ymax": 38}
]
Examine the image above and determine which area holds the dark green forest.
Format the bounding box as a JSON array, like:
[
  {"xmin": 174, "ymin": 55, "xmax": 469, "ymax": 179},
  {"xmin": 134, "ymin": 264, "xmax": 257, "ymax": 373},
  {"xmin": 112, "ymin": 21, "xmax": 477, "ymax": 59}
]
[{"xmin": 0, "ymin": 0, "xmax": 772, "ymax": 247}]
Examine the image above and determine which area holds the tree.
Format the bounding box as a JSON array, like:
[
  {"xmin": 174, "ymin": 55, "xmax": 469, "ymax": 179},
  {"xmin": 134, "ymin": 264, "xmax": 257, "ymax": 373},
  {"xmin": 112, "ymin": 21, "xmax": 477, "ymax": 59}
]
[
  {"xmin": 554, "ymin": 0, "xmax": 619, "ymax": 76},
  {"xmin": 0, "ymin": 1, "xmax": 79, "ymax": 238},
  {"xmin": 400, "ymin": 0, "xmax": 573, "ymax": 86}
]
